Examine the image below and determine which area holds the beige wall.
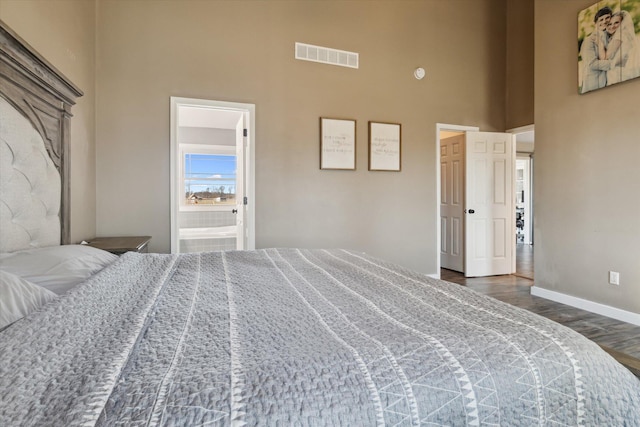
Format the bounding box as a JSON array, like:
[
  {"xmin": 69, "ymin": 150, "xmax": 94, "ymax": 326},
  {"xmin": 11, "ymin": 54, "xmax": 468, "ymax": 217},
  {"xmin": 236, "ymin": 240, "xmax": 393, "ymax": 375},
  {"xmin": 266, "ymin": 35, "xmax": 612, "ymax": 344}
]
[
  {"xmin": 96, "ymin": 0, "xmax": 506, "ymax": 274},
  {"xmin": 0, "ymin": 0, "xmax": 96, "ymax": 244},
  {"xmin": 506, "ymin": 0, "xmax": 534, "ymax": 129},
  {"xmin": 4, "ymin": 0, "xmax": 636, "ymax": 317},
  {"xmin": 535, "ymin": 0, "xmax": 640, "ymax": 314}
]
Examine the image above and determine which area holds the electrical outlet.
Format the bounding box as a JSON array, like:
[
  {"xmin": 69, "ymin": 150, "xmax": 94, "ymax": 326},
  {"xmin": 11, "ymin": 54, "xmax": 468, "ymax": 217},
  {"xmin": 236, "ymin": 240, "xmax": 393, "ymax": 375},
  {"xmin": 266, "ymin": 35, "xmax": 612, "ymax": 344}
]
[{"xmin": 609, "ymin": 271, "xmax": 620, "ymax": 285}]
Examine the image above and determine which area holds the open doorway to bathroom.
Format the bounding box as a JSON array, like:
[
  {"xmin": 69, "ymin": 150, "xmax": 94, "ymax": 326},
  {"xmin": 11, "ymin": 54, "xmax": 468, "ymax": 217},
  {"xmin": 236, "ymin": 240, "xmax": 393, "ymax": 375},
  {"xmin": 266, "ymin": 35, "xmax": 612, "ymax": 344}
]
[{"xmin": 170, "ymin": 97, "xmax": 255, "ymax": 254}]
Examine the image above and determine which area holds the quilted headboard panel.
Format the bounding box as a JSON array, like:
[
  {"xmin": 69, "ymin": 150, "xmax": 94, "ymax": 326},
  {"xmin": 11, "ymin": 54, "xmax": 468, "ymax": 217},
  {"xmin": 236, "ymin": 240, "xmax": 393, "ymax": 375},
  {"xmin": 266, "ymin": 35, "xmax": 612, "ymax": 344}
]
[
  {"xmin": 0, "ymin": 97, "xmax": 61, "ymax": 250},
  {"xmin": 0, "ymin": 20, "xmax": 83, "ymax": 252}
]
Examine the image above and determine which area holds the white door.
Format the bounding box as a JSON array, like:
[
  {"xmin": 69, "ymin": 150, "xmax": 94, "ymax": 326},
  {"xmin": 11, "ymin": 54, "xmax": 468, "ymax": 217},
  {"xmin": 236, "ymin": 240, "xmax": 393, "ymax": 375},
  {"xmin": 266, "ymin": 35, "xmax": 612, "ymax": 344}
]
[
  {"xmin": 440, "ymin": 134, "xmax": 465, "ymax": 272},
  {"xmin": 464, "ymin": 131, "xmax": 514, "ymax": 277},
  {"xmin": 234, "ymin": 116, "xmax": 245, "ymax": 249}
]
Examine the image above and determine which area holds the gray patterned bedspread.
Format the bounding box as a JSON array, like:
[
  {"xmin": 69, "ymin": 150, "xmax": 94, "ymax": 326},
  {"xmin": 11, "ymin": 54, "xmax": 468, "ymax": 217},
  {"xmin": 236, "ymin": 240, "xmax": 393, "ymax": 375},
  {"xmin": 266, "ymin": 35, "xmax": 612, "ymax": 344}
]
[{"xmin": 1, "ymin": 249, "xmax": 639, "ymax": 426}]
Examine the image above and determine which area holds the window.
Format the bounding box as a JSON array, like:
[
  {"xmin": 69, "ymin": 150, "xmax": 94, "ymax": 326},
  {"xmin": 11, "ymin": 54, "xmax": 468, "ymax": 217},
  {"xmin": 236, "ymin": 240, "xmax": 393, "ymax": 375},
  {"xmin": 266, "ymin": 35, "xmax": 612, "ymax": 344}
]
[{"xmin": 182, "ymin": 148, "xmax": 237, "ymax": 209}]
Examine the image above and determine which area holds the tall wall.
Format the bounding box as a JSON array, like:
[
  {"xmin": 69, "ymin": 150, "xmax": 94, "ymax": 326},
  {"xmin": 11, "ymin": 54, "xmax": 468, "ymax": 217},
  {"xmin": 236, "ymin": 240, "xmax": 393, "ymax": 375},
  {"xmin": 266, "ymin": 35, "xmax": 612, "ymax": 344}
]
[
  {"xmin": 506, "ymin": 0, "xmax": 534, "ymax": 129},
  {"xmin": 4, "ymin": 0, "xmax": 635, "ymax": 317},
  {"xmin": 535, "ymin": 0, "xmax": 640, "ymax": 314},
  {"xmin": 95, "ymin": 0, "xmax": 506, "ymax": 274},
  {"xmin": 0, "ymin": 0, "xmax": 97, "ymax": 244}
]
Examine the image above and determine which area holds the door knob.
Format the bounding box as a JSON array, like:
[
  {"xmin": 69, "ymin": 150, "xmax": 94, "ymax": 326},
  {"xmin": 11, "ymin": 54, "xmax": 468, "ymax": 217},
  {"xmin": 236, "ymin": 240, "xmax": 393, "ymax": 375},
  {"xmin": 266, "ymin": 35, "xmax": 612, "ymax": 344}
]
[
  {"xmin": 232, "ymin": 209, "xmax": 238, "ymax": 214},
  {"xmin": 465, "ymin": 209, "xmax": 475, "ymax": 214}
]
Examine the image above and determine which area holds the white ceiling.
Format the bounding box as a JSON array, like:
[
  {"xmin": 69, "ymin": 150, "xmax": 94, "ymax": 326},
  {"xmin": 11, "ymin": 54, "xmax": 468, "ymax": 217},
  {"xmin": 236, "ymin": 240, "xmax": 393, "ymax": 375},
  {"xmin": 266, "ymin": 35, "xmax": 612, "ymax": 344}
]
[
  {"xmin": 515, "ymin": 130, "xmax": 534, "ymax": 144},
  {"xmin": 178, "ymin": 105, "xmax": 243, "ymax": 130}
]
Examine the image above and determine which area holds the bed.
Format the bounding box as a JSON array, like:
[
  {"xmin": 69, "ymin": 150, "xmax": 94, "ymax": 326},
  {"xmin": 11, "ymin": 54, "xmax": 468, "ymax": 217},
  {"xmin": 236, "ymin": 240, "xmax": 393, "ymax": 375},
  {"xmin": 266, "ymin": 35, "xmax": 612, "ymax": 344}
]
[{"xmin": 1, "ymin": 19, "xmax": 640, "ymax": 426}]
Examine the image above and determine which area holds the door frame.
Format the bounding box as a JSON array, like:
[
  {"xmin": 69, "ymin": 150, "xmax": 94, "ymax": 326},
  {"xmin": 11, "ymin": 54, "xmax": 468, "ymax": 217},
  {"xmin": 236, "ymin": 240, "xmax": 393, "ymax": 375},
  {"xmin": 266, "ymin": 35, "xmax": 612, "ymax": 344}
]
[
  {"xmin": 170, "ymin": 97, "xmax": 256, "ymax": 253},
  {"xmin": 507, "ymin": 124, "xmax": 534, "ymax": 249},
  {"xmin": 515, "ymin": 153, "xmax": 533, "ymax": 245},
  {"xmin": 434, "ymin": 123, "xmax": 479, "ymax": 279}
]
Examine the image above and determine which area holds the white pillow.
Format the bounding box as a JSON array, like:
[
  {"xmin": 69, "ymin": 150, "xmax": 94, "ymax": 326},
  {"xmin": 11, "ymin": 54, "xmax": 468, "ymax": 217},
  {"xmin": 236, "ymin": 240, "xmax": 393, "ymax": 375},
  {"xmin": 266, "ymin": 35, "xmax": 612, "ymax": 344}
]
[
  {"xmin": 0, "ymin": 270, "xmax": 57, "ymax": 329},
  {"xmin": 0, "ymin": 245, "xmax": 119, "ymax": 295}
]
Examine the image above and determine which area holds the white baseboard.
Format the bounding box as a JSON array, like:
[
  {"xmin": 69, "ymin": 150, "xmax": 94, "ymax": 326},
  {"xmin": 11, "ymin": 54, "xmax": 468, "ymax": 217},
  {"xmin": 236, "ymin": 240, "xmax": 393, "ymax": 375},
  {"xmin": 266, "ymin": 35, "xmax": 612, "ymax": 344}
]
[
  {"xmin": 427, "ymin": 273, "xmax": 440, "ymax": 279},
  {"xmin": 530, "ymin": 286, "xmax": 640, "ymax": 327}
]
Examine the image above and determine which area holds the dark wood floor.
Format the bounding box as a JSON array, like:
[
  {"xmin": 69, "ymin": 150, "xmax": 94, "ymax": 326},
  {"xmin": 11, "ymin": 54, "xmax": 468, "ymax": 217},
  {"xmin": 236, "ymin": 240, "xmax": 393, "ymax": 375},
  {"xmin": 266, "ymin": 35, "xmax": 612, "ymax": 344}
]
[
  {"xmin": 514, "ymin": 243, "xmax": 533, "ymax": 279},
  {"xmin": 441, "ymin": 244, "xmax": 640, "ymax": 377}
]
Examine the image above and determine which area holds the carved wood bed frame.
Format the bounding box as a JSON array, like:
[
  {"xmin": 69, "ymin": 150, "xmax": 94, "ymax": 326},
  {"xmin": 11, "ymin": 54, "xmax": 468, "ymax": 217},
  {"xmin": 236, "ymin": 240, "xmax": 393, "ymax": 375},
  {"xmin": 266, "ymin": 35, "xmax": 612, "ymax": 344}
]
[{"xmin": 0, "ymin": 19, "xmax": 83, "ymax": 249}]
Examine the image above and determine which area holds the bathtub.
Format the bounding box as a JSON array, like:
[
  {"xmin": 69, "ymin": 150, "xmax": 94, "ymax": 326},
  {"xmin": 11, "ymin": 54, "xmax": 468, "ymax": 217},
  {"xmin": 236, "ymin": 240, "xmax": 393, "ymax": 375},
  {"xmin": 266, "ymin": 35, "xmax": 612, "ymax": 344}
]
[{"xmin": 179, "ymin": 225, "xmax": 237, "ymax": 240}]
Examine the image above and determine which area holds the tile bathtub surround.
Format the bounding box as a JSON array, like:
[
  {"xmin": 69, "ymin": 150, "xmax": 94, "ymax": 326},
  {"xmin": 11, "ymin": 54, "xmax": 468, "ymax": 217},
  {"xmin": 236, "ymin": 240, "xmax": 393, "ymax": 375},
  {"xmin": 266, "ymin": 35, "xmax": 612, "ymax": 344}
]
[
  {"xmin": 179, "ymin": 211, "xmax": 236, "ymax": 229},
  {"xmin": 179, "ymin": 238, "xmax": 235, "ymax": 253}
]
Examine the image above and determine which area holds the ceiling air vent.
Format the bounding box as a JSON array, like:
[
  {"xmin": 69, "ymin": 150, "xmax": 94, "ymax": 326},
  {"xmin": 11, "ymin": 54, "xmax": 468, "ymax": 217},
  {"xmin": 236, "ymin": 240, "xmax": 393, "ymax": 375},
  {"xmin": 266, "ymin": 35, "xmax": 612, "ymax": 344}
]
[{"xmin": 295, "ymin": 42, "xmax": 359, "ymax": 69}]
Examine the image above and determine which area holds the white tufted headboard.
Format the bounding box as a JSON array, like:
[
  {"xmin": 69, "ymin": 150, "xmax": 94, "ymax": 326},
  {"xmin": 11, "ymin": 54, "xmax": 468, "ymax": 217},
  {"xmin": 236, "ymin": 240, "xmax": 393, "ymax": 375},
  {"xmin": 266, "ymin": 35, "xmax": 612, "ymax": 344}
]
[
  {"xmin": 0, "ymin": 97, "xmax": 62, "ymax": 249},
  {"xmin": 0, "ymin": 20, "xmax": 83, "ymax": 252}
]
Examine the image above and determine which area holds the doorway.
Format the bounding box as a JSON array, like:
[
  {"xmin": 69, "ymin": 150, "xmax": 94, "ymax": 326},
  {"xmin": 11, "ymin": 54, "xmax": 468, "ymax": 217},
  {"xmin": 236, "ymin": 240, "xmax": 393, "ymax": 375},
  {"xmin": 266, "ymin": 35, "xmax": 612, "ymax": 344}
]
[
  {"xmin": 170, "ymin": 97, "xmax": 255, "ymax": 254},
  {"xmin": 509, "ymin": 125, "xmax": 535, "ymax": 279},
  {"xmin": 436, "ymin": 124, "xmax": 516, "ymax": 278}
]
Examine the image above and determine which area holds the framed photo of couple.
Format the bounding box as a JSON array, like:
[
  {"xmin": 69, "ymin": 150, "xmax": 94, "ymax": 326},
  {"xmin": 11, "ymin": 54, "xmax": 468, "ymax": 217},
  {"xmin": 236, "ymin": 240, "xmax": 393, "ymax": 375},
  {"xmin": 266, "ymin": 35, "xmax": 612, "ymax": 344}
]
[{"xmin": 578, "ymin": 0, "xmax": 640, "ymax": 94}]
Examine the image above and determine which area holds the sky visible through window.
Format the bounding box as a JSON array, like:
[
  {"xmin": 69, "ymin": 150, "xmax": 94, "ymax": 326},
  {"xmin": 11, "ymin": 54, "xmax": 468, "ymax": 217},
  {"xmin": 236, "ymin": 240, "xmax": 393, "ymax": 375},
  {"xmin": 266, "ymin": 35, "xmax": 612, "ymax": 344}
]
[{"xmin": 184, "ymin": 154, "xmax": 236, "ymax": 198}]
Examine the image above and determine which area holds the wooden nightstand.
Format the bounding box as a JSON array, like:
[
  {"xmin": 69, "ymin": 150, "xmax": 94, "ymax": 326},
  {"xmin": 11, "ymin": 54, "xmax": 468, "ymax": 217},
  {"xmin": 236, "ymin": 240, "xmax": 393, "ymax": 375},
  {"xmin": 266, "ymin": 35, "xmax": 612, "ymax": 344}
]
[{"xmin": 86, "ymin": 236, "xmax": 151, "ymax": 255}]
